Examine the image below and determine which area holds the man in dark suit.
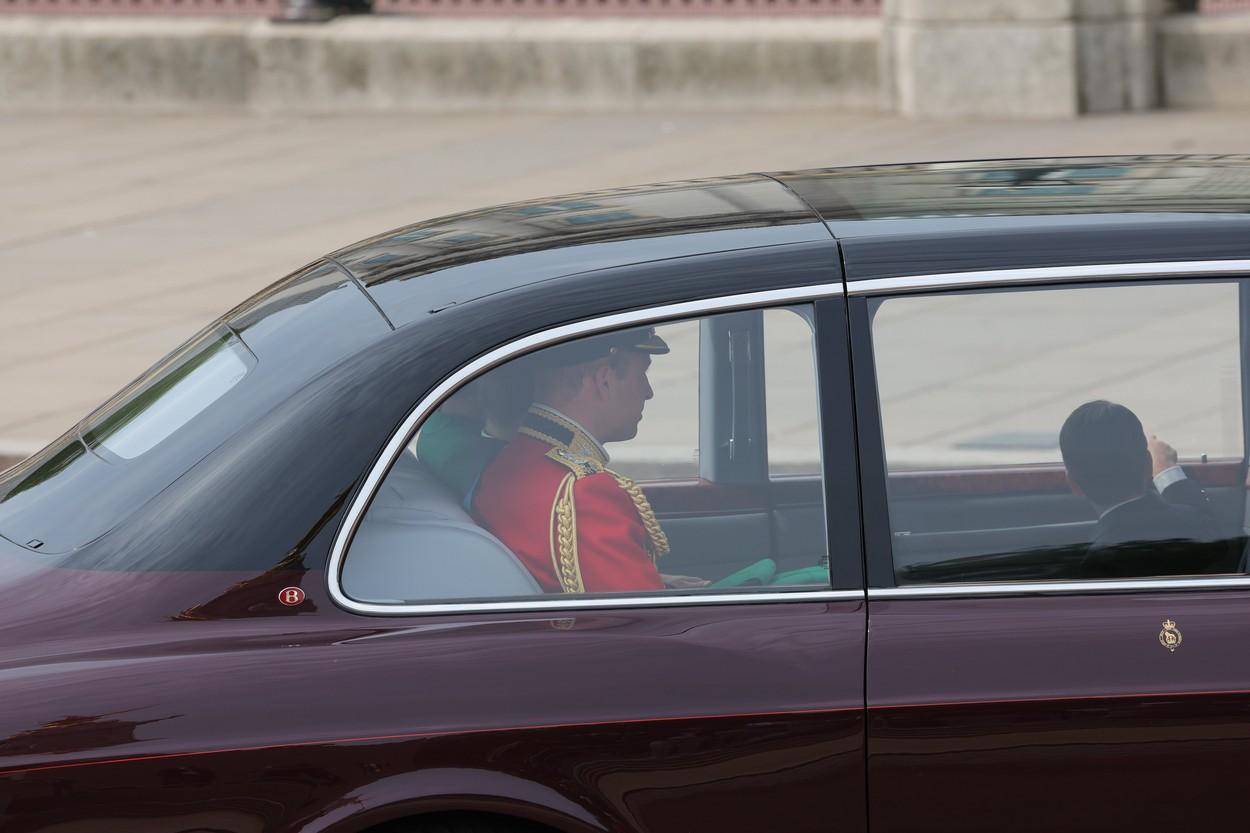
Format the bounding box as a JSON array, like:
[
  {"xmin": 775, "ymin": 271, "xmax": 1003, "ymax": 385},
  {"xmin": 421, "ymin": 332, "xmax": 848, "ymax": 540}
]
[{"xmin": 1059, "ymin": 400, "xmax": 1235, "ymax": 579}]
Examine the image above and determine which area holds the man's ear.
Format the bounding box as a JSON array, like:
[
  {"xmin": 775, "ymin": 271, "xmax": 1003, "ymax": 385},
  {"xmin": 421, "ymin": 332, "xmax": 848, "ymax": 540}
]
[{"xmin": 588, "ymin": 362, "xmax": 614, "ymax": 399}]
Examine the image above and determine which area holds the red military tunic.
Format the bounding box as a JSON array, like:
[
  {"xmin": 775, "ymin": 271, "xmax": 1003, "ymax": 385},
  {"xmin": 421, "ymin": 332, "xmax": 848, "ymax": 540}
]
[{"xmin": 473, "ymin": 405, "xmax": 668, "ymax": 594}]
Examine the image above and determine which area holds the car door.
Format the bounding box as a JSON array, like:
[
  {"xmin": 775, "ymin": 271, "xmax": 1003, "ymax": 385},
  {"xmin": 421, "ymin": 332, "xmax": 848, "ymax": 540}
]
[
  {"xmin": 334, "ymin": 283, "xmax": 868, "ymax": 833},
  {"xmin": 848, "ymin": 270, "xmax": 1250, "ymax": 833}
]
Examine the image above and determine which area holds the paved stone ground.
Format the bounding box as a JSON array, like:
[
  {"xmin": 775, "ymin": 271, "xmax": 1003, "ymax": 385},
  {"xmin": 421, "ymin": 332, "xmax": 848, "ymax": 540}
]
[{"xmin": 2, "ymin": 109, "xmax": 1249, "ymax": 470}]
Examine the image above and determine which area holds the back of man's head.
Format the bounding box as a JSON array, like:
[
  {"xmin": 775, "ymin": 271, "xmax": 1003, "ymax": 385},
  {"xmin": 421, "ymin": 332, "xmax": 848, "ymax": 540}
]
[{"xmin": 1059, "ymin": 400, "xmax": 1151, "ymax": 508}]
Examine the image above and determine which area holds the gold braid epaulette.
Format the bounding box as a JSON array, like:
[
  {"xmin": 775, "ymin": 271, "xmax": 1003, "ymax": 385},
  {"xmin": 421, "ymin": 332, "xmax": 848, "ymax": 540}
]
[
  {"xmin": 607, "ymin": 472, "xmax": 670, "ymax": 563},
  {"xmin": 549, "ymin": 472, "xmax": 584, "ymax": 594},
  {"xmin": 545, "ymin": 448, "xmax": 597, "ymax": 594},
  {"xmin": 544, "ymin": 447, "xmax": 669, "ymax": 568}
]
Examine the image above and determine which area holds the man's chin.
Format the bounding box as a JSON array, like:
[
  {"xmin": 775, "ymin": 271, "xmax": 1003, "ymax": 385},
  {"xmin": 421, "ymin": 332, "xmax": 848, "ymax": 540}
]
[{"xmin": 603, "ymin": 417, "xmax": 643, "ymax": 444}]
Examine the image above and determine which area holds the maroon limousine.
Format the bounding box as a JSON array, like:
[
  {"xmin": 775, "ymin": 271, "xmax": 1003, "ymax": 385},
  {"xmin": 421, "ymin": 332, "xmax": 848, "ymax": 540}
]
[{"xmin": 3, "ymin": 156, "xmax": 1250, "ymax": 833}]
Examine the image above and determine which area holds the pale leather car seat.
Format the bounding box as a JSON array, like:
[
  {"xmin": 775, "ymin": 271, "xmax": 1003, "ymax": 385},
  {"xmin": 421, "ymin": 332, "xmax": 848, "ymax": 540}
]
[{"xmin": 342, "ymin": 451, "xmax": 541, "ymax": 603}]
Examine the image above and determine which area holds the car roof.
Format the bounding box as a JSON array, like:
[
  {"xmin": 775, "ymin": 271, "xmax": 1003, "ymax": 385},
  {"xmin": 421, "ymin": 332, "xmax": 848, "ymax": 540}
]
[
  {"xmin": 776, "ymin": 155, "xmax": 1250, "ymax": 281},
  {"xmin": 331, "ymin": 157, "xmax": 1250, "ymax": 315},
  {"xmin": 774, "ymin": 155, "xmax": 1250, "ymax": 225},
  {"xmin": 329, "ymin": 174, "xmax": 830, "ymax": 327}
]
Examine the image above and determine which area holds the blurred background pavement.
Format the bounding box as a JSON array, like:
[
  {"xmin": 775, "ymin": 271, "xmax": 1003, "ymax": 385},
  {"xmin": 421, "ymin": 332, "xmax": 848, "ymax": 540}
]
[
  {"xmin": 2, "ymin": 0, "xmax": 1250, "ymax": 470},
  {"xmin": 3, "ymin": 108, "xmax": 1250, "ymax": 468}
]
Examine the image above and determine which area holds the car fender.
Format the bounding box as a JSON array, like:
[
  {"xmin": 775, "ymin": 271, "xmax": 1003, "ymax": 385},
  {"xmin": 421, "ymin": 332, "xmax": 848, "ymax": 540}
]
[{"xmin": 306, "ymin": 767, "xmax": 610, "ymax": 833}]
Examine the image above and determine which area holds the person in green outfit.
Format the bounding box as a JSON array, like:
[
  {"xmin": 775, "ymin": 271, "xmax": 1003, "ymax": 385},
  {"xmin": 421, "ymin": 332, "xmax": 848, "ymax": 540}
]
[{"xmin": 417, "ymin": 362, "xmax": 535, "ymax": 505}]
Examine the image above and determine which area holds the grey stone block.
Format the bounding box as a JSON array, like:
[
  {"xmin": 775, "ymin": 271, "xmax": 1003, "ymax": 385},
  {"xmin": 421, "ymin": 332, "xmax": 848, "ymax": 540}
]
[
  {"xmin": 0, "ymin": 20, "xmax": 253, "ymax": 112},
  {"xmin": 59, "ymin": 25, "xmax": 251, "ymax": 110},
  {"xmin": 0, "ymin": 20, "xmax": 64, "ymax": 111},
  {"xmin": 368, "ymin": 38, "xmax": 635, "ymax": 109},
  {"xmin": 888, "ymin": 0, "xmax": 1079, "ymax": 23},
  {"xmin": 1077, "ymin": 16, "xmax": 1157, "ymax": 111},
  {"xmin": 248, "ymin": 27, "xmax": 337, "ymax": 110},
  {"xmin": 246, "ymin": 22, "xmax": 620, "ymax": 111},
  {"xmin": 249, "ymin": 18, "xmax": 884, "ymax": 113},
  {"xmin": 893, "ymin": 20, "xmax": 1079, "ymax": 117},
  {"xmin": 887, "ymin": 0, "xmax": 1165, "ymax": 20},
  {"xmin": 1161, "ymin": 13, "xmax": 1250, "ymax": 109},
  {"xmin": 1, "ymin": 17, "xmax": 885, "ymax": 114},
  {"xmin": 885, "ymin": 0, "xmax": 1164, "ymax": 117},
  {"xmin": 633, "ymin": 24, "xmax": 880, "ymax": 109},
  {"xmin": 1076, "ymin": 0, "xmax": 1167, "ymax": 19}
]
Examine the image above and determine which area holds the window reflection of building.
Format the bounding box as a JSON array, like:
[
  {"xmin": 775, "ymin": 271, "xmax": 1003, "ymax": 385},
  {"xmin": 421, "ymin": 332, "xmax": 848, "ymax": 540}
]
[
  {"xmin": 780, "ymin": 155, "xmax": 1250, "ymax": 220},
  {"xmin": 340, "ymin": 179, "xmax": 809, "ymax": 288}
]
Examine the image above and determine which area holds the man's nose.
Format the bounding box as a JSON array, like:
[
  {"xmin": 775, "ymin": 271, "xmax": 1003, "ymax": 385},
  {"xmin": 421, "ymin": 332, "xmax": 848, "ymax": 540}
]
[{"xmin": 644, "ymin": 378, "xmax": 653, "ymax": 400}]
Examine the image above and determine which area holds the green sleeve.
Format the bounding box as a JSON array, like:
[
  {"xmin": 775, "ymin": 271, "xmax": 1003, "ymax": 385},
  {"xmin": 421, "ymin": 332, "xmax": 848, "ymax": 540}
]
[{"xmin": 416, "ymin": 412, "xmax": 483, "ymax": 498}]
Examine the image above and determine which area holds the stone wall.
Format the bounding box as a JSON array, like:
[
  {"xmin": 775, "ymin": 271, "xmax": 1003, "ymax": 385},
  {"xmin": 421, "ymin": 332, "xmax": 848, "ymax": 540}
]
[
  {"xmin": 0, "ymin": 18, "xmax": 252, "ymax": 112},
  {"xmin": 1161, "ymin": 11, "xmax": 1250, "ymax": 108},
  {"xmin": 0, "ymin": 5, "xmax": 1246, "ymax": 115},
  {"xmin": 884, "ymin": 0, "xmax": 1167, "ymax": 119},
  {"xmin": 0, "ymin": 16, "xmax": 885, "ymax": 113}
]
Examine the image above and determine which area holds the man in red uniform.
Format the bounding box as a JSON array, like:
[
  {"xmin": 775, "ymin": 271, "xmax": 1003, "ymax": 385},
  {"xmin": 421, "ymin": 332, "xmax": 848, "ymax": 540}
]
[{"xmin": 474, "ymin": 327, "xmax": 693, "ymax": 594}]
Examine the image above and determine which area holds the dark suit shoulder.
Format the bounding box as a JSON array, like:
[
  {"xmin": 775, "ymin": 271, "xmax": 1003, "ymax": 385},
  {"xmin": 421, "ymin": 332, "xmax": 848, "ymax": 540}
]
[
  {"xmin": 1160, "ymin": 476, "xmax": 1210, "ymax": 511},
  {"xmin": 1081, "ymin": 491, "xmax": 1235, "ymax": 579}
]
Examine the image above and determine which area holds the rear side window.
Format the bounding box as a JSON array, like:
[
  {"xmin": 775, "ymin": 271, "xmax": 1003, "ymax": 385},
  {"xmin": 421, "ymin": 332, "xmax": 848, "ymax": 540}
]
[
  {"xmin": 0, "ymin": 323, "xmax": 258, "ymax": 555},
  {"xmin": 82, "ymin": 325, "xmax": 255, "ymax": 461},
  {"xmin": 0, "ymin": 260, "xmax": 390, "ymax": 566},
  {"xmin": 867, "ymin": 280, "xmax": 1248, "ymax": 585},
  {"xmin": 341, "ymin": 305, "xmax": 834, "ymax": 606}
]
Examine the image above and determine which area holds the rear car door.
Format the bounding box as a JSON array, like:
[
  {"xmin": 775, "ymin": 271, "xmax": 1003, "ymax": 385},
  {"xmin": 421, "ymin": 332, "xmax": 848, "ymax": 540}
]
[
  {"xmin": 848, "ymin": 269, "xmax": 1250, "ymax": 832},
  {"xmin": 335, "ymin": 273, "xmax": 868, "ymax": 833}
]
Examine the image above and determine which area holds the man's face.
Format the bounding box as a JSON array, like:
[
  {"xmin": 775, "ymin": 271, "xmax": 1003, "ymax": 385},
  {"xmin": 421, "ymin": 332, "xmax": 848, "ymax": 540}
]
[{"xmin": 598, "ymin": 351, "xmax": 653, "ymax": 443}]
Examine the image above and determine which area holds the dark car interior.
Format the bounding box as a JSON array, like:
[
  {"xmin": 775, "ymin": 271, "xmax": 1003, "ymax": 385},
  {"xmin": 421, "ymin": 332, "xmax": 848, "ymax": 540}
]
[{"xmin": 886, "ymin": 462, "xmax": 1248, "ymax": 584}]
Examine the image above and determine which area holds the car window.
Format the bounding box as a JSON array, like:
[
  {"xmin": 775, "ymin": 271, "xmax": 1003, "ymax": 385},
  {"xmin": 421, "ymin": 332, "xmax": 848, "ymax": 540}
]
[
  {"xmin": 82, "ymin": 325, "xmax": 255, "ymax": 460},
  {"xmin": 341, "ymin": 305, "xmax": 832, "ymax": 605},
  {"xmin": 868, "ymin": 280, "xmax": 1248, "ymax": 585},
  {"xmin": 609, "ymin": 320, "xmax": 698, "ymax": 481},
  {"xmin": 765, "ymin": 308, "xmax": 822, "ymax": 477}
]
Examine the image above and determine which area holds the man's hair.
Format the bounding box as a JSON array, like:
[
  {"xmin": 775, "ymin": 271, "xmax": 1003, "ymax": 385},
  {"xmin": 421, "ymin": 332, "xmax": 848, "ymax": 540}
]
[
  {"xmin": 1059, "ymin": 400, "xmax": 1150, "ymax": 506},
  {"xmin": 533, "ymin": 350, "xmax": 632, "ymax": 402}
]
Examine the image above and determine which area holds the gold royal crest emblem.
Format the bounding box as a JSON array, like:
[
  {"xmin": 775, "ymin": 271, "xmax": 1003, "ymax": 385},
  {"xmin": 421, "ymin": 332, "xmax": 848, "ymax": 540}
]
[{"xmin": 1159, "ymin": 619, "xmax": 1182, "ymax": 653}]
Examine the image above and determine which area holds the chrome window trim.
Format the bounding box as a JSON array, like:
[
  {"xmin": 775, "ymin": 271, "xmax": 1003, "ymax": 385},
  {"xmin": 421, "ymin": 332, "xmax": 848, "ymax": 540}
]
[
  {"xmin": 856, "ymin": 258, "xmax": 1250, "ymax": 599},
  {"xmin": 334, "ymin": 590, "xmax": 865, "ymax": 617},
  {"xmin": 870, "ymin": 576, "xmax": 1250, "ymax": 600},
  {"xmin": 331, "ymin": 259, "xmax": 1250, "ymax": 615},
  {"xmin": 328, "ymin": 283, "xmax": 845, "ymax": 617},
  {"xmin": 847, "ymin": 259, "xmax": 1250, "ymax": 296}
]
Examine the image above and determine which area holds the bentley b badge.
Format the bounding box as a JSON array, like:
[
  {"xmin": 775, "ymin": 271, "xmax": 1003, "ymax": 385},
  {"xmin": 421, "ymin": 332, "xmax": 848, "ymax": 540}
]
[{"xmin": 1159, "ymin": 619, "xmax": 1182, "ymax": 653}]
